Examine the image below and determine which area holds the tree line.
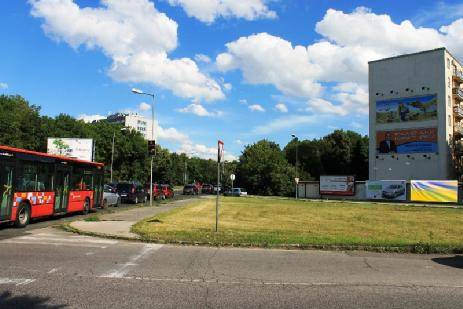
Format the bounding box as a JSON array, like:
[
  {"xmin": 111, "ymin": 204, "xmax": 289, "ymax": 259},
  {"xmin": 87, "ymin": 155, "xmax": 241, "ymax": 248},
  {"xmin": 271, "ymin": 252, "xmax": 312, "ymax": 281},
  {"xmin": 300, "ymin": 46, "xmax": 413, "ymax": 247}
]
[{"xmin": 0, "ymin": 95, "xmax": 368, "ymax": 196}]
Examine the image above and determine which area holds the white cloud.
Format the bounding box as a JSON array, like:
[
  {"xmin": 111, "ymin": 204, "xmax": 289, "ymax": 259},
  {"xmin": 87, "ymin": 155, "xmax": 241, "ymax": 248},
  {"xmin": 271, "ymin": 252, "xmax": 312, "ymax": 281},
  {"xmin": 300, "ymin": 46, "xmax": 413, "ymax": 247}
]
[
  {"xmin": 274, "ymin": 103, "xmax": 288, "ymax": 113},
  {"xmin": 178, "ymin": 142, "xmax": 237, "ymax": 161},
  {"xmin": 239, "ymin": 99, "xmax": 248, "ymax": 105},
  {"xmin": 0, "ymin": 82, "xmax": 8, "ymax": 89},
  {"xmin": 30, "ymin": 0, "xmax": 224, "ymax": 102},
  {"xmin": 216, "ymin": 7, "xmax": 463, "ymax": 115},
  {"xmin": 78, "ymin": 114, "xmax": 106, "ymax": 123},
  {"xmin": 253, "ymin": 114, "xmax": 320, "ymax": 135},
  {"xmin": 138, "ymin": 102, "xmax": 151, "ymax": 111},
  {"xmin": 194, "ymin": 53, "xmax": 211, "ymax": 63},
  {"xmin": 167, "ymin": 0, "xmax": 276, "ymax": 24},
  {"xmin": 248, "ymin": 104, "xmax": 265, "ymax": 112},
  {"xmin": 350, "ymin": 121, "xmax": 363, "ymax": 129},
  {"xmin": 177, "ymin": 103, "xmax": 223, "ymax": 117}
]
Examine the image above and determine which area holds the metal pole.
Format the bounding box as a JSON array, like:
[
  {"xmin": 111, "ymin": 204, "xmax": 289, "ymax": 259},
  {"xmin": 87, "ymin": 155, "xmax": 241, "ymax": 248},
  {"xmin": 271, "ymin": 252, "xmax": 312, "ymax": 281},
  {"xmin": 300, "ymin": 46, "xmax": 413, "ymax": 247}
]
[
  {"xmin": 150, "ymin": 156, "xmax": 153, "ymax": 207},
  {"xmin": 216, "ymin": 161, "xmax": 219, "ymax": 232},
  {"xmin": 110, "ymin": 130, "xmax": 115, "ymax": 183},
  {"xmin": 150, "ymin": 94, "xmax": 155, "ymax": 207},
  {"xmin": 295, "ymin": 140, "xmax": 298, "ymax": 199}
]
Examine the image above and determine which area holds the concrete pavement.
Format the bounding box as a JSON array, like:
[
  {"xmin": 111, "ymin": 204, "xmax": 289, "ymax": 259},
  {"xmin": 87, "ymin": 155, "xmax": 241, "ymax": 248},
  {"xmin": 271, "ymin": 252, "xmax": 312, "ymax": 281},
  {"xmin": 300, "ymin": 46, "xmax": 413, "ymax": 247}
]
[
  {"xmin": 0, "ymin": 226, "xmax": 462, "ymax": 308},
  {"xmin": 70, "ymin": 196, "xmax": 203, "ymax": 239}
]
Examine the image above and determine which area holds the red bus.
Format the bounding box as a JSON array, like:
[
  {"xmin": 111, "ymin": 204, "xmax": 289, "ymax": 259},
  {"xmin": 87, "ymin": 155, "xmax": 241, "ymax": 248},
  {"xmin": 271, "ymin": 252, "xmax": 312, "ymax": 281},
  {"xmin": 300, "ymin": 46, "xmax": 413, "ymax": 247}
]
[{"xmin": 0, "ymin": 145, "xmax": 104, "ymax": 227}]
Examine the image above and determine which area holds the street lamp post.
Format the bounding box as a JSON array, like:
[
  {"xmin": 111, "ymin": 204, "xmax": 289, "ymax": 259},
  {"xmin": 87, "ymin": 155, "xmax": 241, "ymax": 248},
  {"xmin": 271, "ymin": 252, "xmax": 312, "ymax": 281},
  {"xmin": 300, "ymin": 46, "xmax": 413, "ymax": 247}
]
[
  {"xmin": 291, "ymin": 134, "xmax": 299, "ymax": 199},
  {"xmin": 132, "ymin": 88, "xmax": 155, "ymax": 207}
]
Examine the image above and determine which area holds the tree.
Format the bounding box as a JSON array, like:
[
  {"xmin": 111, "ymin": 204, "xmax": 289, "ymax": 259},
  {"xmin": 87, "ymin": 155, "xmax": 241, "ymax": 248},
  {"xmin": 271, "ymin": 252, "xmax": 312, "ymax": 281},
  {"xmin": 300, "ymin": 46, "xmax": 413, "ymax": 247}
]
[
  {"xmin": 236, "ymin": 140, "xmax": 295, "ymax": 196},
  {"xmin": 0, "ymin": 95, "xmax": 43, "ymax": 150}
]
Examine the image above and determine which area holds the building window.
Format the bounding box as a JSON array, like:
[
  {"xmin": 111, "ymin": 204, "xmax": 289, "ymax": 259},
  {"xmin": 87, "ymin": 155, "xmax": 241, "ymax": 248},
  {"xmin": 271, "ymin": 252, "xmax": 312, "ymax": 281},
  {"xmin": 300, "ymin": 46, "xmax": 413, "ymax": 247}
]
[
  {"xmin": 448, "ymin": 77, "xmax": 451, "ymax": 88},
  {"xmin": 448, "ymin": 115, "xmax": 452, "ymax": 126},
  {"xmin": 447, "ymin": 58, "xmax": 450, "ymax": 69},
  {"xmin": 448, "ymin": 95, "xmax": 451, "ymax": 107}
]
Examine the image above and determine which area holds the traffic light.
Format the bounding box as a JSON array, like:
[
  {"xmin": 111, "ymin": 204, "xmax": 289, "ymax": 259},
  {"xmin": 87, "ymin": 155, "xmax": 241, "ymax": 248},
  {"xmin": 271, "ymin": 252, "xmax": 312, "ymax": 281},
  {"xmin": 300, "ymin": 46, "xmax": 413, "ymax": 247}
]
[{"xmin": 148, "ymin": 140, "xmax": 156, "ymax": 156}]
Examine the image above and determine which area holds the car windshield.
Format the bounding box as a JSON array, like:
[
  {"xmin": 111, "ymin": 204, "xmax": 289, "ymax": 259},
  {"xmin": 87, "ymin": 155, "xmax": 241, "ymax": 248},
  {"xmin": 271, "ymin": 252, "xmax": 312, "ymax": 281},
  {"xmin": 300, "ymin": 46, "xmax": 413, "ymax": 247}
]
[{"xmin": 116, "ymin": 183, "xmax": 133, "ymax": 191}]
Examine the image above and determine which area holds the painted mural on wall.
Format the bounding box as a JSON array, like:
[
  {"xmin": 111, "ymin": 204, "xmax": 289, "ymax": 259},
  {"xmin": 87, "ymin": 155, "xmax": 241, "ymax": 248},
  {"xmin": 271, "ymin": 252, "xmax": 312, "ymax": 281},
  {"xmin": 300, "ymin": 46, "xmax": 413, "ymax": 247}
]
[
  {"xmin": 410, "ymin": 180, "xmax": 458, "ymax": 203},
  {"xmin": 376, "ymin": 128, "xmax": 438, "ymax": 154},
  {"xmin": 376, "ymin": 94, "xmax": 437, "ymax": 124}
]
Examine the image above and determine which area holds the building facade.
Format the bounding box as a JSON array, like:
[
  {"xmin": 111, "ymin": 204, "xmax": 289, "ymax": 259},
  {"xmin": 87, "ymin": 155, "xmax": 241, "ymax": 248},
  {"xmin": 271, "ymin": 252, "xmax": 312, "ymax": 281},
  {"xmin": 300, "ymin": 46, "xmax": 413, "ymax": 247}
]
[
  {"xmin": 369, "ymin": 48, "xmax": 463, "ymax": 180},
  {"xmin": 106, "ymin": 113, "xmax": 153, "ymax": 140}
]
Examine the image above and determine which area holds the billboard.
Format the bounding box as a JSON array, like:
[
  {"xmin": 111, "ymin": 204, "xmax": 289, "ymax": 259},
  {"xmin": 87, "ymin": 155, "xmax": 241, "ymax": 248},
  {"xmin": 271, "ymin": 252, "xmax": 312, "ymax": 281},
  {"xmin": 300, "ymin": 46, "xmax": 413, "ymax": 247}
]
[
  {"xmin": 366, "ymin": 180, "xmax": 407, "ymax": 201},
  {"xmin": 320, "ymin": 176, "xmax": 355, "ymax": 196},
  {"xmin": 376, "ymin": 128, "xmax": 437, "ymax": 154},
  {"xmin": 47, "ymin": 138, "xmax": 94, "ymax": 162},
  {"xmin": 410, "ymin": 180, "xmax": 458, "ymax": 203},
  {"xmin": 376, "ymin": 94, "xmax": 437, "ymax": 124}
]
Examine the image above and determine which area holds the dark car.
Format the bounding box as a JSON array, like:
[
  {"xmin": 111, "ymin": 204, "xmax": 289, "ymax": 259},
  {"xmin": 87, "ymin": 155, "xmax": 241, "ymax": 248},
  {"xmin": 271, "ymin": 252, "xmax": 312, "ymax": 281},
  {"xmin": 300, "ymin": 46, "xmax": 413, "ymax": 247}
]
[
  {"xmin": 183, "ymin": 184, "xmax": 198, "ymax": 195},
  {"xmin": 201, "ymin": 184, "xmax": 214, "ymax": 194},
  {"xmin": 116, "ymin": 182, "xmax": 147, "ymax": 204}
]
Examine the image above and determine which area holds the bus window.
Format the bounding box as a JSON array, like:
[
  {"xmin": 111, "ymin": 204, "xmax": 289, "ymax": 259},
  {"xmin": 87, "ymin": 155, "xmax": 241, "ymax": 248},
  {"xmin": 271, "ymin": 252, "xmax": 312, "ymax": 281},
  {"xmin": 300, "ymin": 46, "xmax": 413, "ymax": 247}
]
[
  {"xmin": 37, "ymin": 163, "xmax": 53, "ymax": 191},
  {"xmin": 17, "ymin": 163, "xmax": 38, "ymax": 192}
]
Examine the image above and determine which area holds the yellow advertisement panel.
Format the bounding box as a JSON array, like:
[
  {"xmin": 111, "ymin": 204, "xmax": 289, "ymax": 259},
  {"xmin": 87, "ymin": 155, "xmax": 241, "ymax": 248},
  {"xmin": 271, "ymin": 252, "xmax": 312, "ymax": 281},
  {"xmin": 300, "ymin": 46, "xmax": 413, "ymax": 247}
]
[{"xmin": 410, "ymin": 180, "xmax": 458, "ymax": 203}]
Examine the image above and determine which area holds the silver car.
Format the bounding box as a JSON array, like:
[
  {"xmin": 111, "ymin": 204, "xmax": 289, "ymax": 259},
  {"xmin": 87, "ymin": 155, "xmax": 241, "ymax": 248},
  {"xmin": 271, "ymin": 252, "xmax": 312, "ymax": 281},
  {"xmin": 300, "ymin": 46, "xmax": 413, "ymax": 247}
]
[{"xmin": 103, "ymin": 185, "xmax": 121, "ymax": 208}]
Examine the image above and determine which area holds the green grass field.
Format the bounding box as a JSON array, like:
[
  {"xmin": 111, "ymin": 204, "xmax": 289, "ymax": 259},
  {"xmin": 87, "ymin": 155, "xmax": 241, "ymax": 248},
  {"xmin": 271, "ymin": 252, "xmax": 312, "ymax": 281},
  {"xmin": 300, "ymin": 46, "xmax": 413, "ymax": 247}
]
[{"xmin": 132, "ymin": 197, "xmax": 463, "ymax": 253}]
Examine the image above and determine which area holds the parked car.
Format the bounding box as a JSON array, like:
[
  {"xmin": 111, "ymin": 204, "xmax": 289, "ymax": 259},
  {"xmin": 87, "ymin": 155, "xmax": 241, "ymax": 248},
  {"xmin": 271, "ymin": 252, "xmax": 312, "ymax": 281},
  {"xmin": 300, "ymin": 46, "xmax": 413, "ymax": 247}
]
[
  {"xmin": 183, "ymin": 184, "xmax": 199, "ymax": 195},
  {"xmin": 146, "ymin": 183, "xmax": 162, "ymax": 200},
  {"xmin": 213, "ymin": 185, "xmax": 222, "ymax": 194},
  {"xmin": 224, "ymin": 188, "xmax": 248, "ymax": 197},
  {"xmin": 102, "ymin": 185, "xmax": 121, "ymax": 208},
  {"xmin": 116, "ymin": 182, "xmax": 147, "ymax": 204},
  {"xmin": 161, "ymin": 184, "xmax": 175, "ymax": 199},
  {"xmin": 201, "ymin": 184, "xmax": 214, "ymax": 194},
  {"xmin": 382, "ymin": 184, "xmax": 405, "ymax": 199}
]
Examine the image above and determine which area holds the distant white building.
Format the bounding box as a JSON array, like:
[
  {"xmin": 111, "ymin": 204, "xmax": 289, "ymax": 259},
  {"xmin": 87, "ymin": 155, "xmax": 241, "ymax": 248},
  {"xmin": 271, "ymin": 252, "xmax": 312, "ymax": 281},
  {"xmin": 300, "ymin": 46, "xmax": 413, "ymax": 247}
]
[
  {"xmin": 369, "ymin": 47, "xmax": 463, "ymax": 180},
  {"xmin": 106, "ymin": 113, "xmax": 153, "ymax": 140}
]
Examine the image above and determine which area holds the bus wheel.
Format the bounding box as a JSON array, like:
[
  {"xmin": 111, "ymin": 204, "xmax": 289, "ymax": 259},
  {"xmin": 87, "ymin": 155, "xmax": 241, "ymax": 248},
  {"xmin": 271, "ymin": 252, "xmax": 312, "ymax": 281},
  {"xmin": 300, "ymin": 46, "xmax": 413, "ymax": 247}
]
[
  {"xmin": 82, "ymin": 198, "xmax": 90, "ymax": 215},
  {"xmin": 15, "ymin": 203, "xmax": 30, "ymax": 228}
]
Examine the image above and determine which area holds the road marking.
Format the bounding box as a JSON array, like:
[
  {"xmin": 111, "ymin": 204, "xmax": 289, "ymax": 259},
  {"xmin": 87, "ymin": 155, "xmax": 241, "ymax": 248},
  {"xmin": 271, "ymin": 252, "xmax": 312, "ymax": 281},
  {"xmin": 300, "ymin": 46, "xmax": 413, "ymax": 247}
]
[
  {"xmin": 100, "ymin": 244, "xmax": 163, "ymax": 278},
  {"xmin": 47, "ymin": 268, "xmax": 59, "ymax": 274},
  {"xmin": 0, "ymin": 278, "xmax": 36, "ymax": 286},
  {"xmin": 0, "ymin": 233, "xmax": 118, "ymax": 248}
]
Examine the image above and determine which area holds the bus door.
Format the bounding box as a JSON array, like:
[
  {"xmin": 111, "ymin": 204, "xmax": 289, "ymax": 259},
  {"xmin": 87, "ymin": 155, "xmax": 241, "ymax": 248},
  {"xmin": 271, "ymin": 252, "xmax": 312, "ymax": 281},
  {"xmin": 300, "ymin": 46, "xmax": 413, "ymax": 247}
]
[
  {"xmin": 54, "ymin": 166, "xmax": 71, "ymax": 213},
  {"xmin": 0, "ymin": 162, "xmax": 14, "ymax": 221}
]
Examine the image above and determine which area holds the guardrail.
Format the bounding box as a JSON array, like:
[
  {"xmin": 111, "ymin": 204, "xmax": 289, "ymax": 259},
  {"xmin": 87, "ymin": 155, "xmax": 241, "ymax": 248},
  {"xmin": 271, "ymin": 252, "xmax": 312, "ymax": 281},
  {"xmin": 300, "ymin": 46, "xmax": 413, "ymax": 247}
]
[
  {"xmin": 454, "ymin": 106, "xmax": 463, "ymax": 118},
  {"xmin": 453, "ymin": 88, "xmax": 463, "ymax": 100},
  {"xmin": 453, "ymin": 70, "xmax": 463, "ymax": 82}
]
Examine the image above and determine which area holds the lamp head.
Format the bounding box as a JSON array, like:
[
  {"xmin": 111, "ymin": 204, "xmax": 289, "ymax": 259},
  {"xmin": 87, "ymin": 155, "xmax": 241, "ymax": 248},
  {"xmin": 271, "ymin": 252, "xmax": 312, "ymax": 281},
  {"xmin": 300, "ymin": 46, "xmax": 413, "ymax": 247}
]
[{"xmin": 131, "ymin": 88, "xmax": 143, "ymax": 94}]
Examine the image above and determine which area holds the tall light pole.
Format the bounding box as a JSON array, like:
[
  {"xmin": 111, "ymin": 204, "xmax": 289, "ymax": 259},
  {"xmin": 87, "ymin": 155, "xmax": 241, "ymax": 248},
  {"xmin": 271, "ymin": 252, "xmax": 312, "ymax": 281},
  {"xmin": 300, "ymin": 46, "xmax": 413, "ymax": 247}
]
[
  {"xmin": 183, "ymin": 151, "xmax": 196, "ymax": 185},
  {"xmin": 132, "ymin": 88, "xmax": 155, "ymax": 207},
  {"xmin": 291, "ymin": 134, "xmax": 299, "ymax": 199}
]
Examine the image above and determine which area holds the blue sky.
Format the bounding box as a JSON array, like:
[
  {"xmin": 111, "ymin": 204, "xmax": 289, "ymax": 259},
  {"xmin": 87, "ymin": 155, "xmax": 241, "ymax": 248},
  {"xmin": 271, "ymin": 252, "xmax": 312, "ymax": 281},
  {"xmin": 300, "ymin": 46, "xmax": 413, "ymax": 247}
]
[{"xmin": 1, "ymin": 0, "xmax": 463, "ymax": 160}]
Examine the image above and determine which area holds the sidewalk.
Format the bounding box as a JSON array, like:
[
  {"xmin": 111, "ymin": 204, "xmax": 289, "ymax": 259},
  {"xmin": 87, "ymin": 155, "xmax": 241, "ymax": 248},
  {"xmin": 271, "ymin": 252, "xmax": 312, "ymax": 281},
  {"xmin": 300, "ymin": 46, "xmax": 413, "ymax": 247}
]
[{"xmin": 70, "ymin": 197, "xmax": 204, "ymax": 240}]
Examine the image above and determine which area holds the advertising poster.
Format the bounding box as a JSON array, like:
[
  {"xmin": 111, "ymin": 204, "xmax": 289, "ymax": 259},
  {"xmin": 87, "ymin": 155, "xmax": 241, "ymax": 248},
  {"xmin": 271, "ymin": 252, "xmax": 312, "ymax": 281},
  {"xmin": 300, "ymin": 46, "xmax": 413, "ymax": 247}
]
[
  {"xmin": 376, "ymin": 94, "xmax": 437, "ymax": 124},
  {"xmin": 366, "ymin": 180, "xmax": 407, "ymax": 200},
  {"xmin": 410, "ymin": 180, "xmax": 458, "ymax": 203},
  {"xmin": 47, "ymin": 138, "xmax": 94, "ymax": 162},
  {"xmin": 376, "ymin": 128, "xmax": 437, "ymax": 154},
  {"xmin": 320, "ymin": 176, "xmax": 355, "ymax": 196}
]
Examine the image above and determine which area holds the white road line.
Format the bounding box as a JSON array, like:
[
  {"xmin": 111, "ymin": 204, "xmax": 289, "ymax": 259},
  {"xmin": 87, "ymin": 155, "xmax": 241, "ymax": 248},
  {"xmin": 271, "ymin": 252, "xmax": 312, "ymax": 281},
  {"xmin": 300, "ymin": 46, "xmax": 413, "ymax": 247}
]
[
  {"xmin": 0, "ymin": 240, "xmax": 110, "ymax": 248},
  {"xmin": 13, "ymin": 236, "xmax": 118, "ymax": 244},
  {"xmin": 0, "ymin": 278, "xmax": 36, "ymax": 286},
  {"xmin": 47, "ymin": 268, "xmax": 59, "ymax": 274},
  {"xmin": 100, "ymin": 244, "xmax": 163, "ymax": 278}
]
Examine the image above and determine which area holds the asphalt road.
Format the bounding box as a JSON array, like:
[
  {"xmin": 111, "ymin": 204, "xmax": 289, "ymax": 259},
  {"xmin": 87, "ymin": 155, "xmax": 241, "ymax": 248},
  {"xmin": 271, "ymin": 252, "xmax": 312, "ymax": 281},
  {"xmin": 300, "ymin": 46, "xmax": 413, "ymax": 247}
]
[{"xmin": 0, "ymin": 226, "xmax": 462, "ymax": 308}]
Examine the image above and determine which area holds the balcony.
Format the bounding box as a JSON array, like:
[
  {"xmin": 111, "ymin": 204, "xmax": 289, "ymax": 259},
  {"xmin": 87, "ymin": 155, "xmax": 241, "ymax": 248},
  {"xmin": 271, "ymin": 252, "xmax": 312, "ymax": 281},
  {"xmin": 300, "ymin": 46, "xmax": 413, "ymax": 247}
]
[
  {"xmin": 453, "ymin": 70, "xmax": 463, "ymax": 84},
  {"xmin": 453, "ymin": 87, "xmax": 463, "ymax": 101},
  {"xmin": 455, "ymin": 106, "xmax": 463, "ymax": 119},
  {"xmin": 455, "ymin": 123, "xmax": 463, "ymax": 135}
]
